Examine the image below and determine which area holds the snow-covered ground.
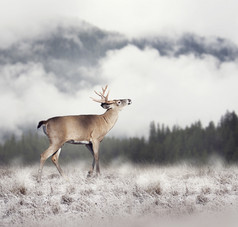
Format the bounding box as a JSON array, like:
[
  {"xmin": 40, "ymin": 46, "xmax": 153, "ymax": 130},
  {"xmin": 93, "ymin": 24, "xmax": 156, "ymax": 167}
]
[{"xmin": 1, "ymin": 162, "xmax": 238, "ymax": 226}]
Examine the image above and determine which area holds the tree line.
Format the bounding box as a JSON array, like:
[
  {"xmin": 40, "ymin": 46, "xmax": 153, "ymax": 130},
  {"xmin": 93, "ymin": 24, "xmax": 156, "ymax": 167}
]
[{"xmin": 0, "ymin": 111, "xmax": 238, "ymax": 165}]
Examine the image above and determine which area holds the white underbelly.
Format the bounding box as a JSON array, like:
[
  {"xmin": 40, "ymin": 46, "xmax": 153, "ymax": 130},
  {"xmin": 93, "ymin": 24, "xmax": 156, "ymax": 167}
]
[{"xmin": 66, "ymin": 140, "xmax": 90, "ymax": 145}]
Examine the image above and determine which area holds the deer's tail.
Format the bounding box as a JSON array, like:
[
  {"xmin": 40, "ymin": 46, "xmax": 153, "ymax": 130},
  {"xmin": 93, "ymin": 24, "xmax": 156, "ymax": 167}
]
[{"xmin": 37, "ymin": 120, "xmax": 47, "ymax": 129}]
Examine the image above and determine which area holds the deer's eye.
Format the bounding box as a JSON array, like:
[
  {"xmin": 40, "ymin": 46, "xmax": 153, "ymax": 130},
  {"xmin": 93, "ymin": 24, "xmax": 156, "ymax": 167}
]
[{"xmin": 117, "ymin": 101, "xmax": 121, "ymax": 106}]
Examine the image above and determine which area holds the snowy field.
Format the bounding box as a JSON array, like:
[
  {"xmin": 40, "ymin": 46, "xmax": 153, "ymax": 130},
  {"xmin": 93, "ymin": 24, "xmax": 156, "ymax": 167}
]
[{"xmin": 1, "ymin": 162, "xmax": 238, "ymax": 227}]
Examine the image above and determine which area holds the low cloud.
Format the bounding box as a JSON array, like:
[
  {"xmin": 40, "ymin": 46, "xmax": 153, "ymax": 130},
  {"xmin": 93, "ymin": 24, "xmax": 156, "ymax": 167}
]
[
  {"xmin": 0, "ymin": 62, "xmax": 102, "ymax": 139},
  {"xmin": 99, "ymin": 45, "xmax": 238, "ymax": 137}
]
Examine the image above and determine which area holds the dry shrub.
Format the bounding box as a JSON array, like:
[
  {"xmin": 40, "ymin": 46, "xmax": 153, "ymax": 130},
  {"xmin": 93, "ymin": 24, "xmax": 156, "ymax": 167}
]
[
  {"xmin": 171, "ymin": 190, "xmax": 179, "ymax": 196},
  {"xmin": 215, "ymin": 188, "xmax": 229, "ymax": 195},
  {"xmin": 19, "ymin": 186, "xmax": 27, "ymax": 195},
  {"xmin": 184, "ymin": 186, "xmax": 190, "ymax": 196},
  {"xmin": 61, "ymin": 195, "xmax": 73, "ymax": 205},
  {"xmin": 48, "ymin": 173, "xmax": 60, "ymax": 179},
  {"xmin": 10, "ymin": 185, "xmax": 27, "ymax": 196},
  {"xmin": 4, "ymin": 207, "xmax": 16, "ymax": 218},
  {"xmin": 145, "ymin": 183, "xmax": 162, "ymax": 195},
  {"xmin": 219, "ymin": 176, "xmax": 231, "ymax": 185},
  {"xmin": 132, "ymin": 186, "xmax": 141, "ymax": 198},
  {"xmin": 201, "ymin": 187, "xmax": 211, "ymax": 194},
  {"xmin": 196, "ymin": 194, "xmax": 208, "ymax": 204},
  {"xmin": 51, "ymin": 205, "xmax": 61, "ymax": 215}
]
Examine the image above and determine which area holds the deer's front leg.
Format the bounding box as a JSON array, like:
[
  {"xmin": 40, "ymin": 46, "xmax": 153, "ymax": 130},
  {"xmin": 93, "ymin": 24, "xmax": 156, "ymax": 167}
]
[
  {"xmin": 86, "ymin": 144, "xmax": 95, "ymax": 177},
  {"xmin": 92, "ymin": 141, "xmax": 100, "ymax": 175}
]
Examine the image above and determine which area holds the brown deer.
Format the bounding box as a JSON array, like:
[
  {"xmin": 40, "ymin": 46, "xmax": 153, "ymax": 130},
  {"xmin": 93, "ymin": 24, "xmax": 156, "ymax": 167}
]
[{"xmin": 37, "ymin": 85, "xmax": 131, "ymax": 182}]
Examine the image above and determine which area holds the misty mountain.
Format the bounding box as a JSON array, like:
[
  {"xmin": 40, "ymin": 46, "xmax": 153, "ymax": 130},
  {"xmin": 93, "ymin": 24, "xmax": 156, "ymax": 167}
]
[
  {"xmin": 0, "ymin": 23, "xmax": 128, "ymax": 92},
  {"xmin": 133, "ymin": 34, "xmax": 238, "ymax": 62},
  {"xmin": 0, "ymin": 20, "xmax": 238, "ymax": 93}
]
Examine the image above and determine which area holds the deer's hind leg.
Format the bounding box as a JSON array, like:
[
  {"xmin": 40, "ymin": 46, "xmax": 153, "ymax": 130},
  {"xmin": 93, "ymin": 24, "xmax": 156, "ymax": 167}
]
[
  {"xmin": 37, "ymin": 143, "xmax": 62, "ymax": 182},
  {"xmin": 51, "ymin": 148, "xmax": 65, "ymax": 178},
  {"xmin": 86, "ymin": 141, "xmax": 100, "ymax": 177}
]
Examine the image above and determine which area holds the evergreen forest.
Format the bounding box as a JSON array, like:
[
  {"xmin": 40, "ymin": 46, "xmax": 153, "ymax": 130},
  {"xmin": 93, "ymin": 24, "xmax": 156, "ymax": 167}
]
[{"xmin": 0, "ymin": 111, "xmax": 238, "ymax": 165}]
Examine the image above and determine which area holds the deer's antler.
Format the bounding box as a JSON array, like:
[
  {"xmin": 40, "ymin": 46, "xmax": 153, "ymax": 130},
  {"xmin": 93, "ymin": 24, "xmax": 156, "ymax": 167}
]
[{"xmin": 91, "ymin": 85, "xmax": 114, "ymax": 104}]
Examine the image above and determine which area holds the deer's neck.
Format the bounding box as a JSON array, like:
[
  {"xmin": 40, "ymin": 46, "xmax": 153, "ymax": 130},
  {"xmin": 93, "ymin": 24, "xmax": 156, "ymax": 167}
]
[{"xmin": 102, "ymin": 108, "xmax": 119, "ymax": 129}]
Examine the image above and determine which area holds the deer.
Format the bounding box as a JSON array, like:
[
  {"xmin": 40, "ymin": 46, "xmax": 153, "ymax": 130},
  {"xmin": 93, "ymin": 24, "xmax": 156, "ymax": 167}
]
[{"xmin": 37, "ymin": 85, "xmax": 131, "ymax": 182}]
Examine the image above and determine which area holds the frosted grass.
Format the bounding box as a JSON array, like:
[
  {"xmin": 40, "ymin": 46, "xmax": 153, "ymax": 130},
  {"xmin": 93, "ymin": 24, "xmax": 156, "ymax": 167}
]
[{"xmin": 0, "ymin": 163, "xmax": 238, "ymax": 226}]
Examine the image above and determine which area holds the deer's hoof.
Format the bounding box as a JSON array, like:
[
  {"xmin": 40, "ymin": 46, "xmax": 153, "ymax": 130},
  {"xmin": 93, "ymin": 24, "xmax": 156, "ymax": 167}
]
[{"xmin": 87, "ymin": 171, "xmax": 92, "ymax": 178}]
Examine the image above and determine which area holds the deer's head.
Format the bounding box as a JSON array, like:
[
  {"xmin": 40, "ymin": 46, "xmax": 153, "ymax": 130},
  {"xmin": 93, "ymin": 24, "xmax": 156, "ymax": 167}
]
[{"xmin": 91, "ymin": 85, "xmax": 132, "ymax": 111}]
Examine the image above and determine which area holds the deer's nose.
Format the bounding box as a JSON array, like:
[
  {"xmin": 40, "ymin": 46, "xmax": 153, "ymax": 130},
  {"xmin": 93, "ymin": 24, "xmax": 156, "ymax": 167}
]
[{"xmin": 128, "ymin": 99, "xmax": 132, "ymax": 105}]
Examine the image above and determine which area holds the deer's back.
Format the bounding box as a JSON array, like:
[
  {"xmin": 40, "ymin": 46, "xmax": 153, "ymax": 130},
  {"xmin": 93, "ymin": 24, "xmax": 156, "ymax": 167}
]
[{"xmin": 45, "ymin": 115, "xmax": 101, "ymax": 143}]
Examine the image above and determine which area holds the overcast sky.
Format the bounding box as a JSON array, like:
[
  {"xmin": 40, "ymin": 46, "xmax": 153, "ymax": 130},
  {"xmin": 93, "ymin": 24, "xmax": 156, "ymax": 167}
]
[
  {"xmin": 1, "ymin": 0, "xmax": 238, "ymax": 43},
  {"xmin": 0, "ymin": 0, "xmax": 238, "ymax": 139}
]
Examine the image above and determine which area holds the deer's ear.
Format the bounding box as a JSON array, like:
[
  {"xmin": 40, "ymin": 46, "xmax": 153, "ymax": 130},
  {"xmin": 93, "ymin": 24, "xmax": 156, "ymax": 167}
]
[{"xmin": 101, "ymin": 103, "xmax": 111, "ymax": 109}]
